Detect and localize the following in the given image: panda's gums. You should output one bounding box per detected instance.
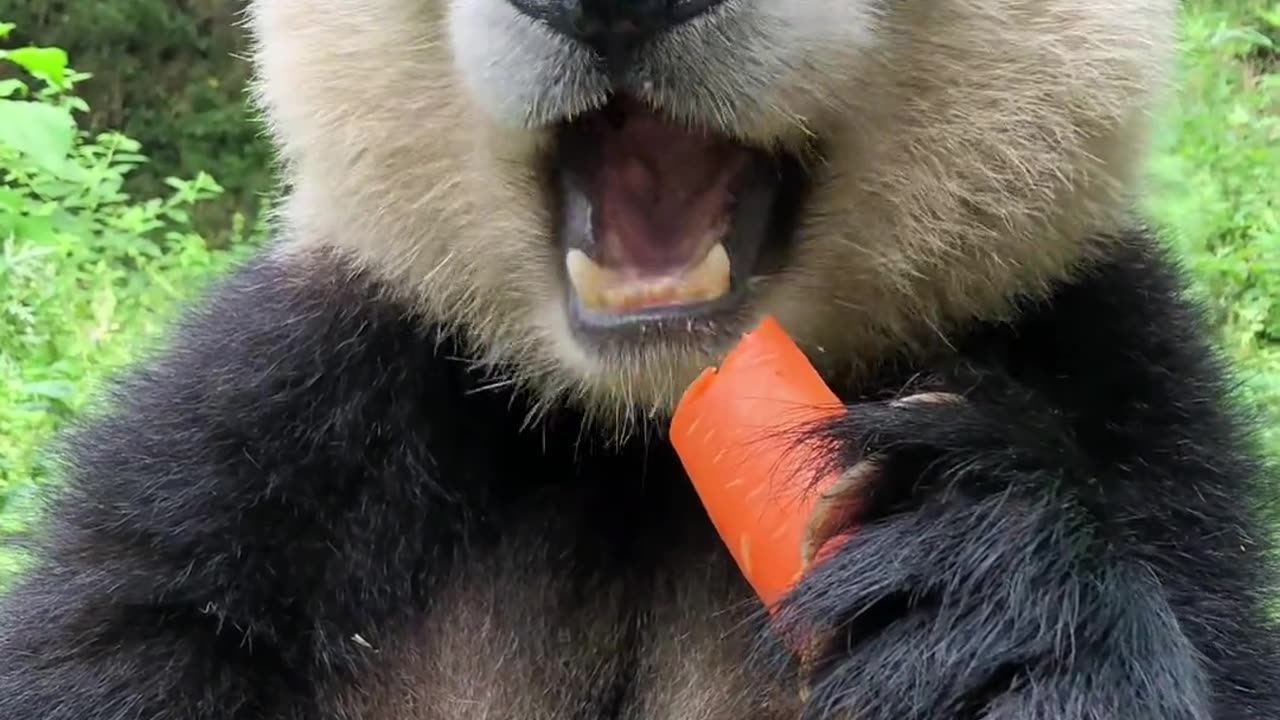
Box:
[552,95,806,331]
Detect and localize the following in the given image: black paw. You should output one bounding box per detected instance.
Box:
[799,381,1084,521]
[767,390,1210,719]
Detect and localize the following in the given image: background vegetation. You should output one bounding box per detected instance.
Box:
[0,0,1277,584]
[0,0,270,241]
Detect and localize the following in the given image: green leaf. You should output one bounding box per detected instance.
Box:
[0,22,14,39]
[0,79,26,98]
[4,47,69,88]
[0,186,23,212]
[0,100,76,172]
[19,380,77,402]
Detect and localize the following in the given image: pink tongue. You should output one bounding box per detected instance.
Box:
[593,106,745,275]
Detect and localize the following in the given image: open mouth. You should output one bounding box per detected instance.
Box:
[550,95,808,334]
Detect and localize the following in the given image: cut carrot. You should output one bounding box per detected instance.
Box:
[670,316,852,611]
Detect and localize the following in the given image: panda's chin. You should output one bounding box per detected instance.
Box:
[548,94,808,343]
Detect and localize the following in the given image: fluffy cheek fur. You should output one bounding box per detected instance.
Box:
[246,0,1175,428]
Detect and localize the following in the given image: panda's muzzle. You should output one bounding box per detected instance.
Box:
[551,94,806,330]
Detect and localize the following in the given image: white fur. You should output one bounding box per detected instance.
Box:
[244,0,1178,439]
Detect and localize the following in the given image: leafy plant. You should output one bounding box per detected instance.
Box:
[1147,0,1280,460]
[0,22,261,581]
[0,2,275,242]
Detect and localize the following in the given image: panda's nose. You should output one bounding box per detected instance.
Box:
[510,0,724,55]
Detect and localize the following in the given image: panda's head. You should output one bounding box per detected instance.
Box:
[247,0,1174,432]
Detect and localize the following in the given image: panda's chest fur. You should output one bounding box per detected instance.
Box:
[344,475,804,719]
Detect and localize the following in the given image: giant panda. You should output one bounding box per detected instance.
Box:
[1,0,1279,717]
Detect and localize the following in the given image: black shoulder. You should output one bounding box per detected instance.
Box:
[774,229,1280,718]
[0,246,515,681]
[965,230,1269,474]
[948,229,1278,576]
[964,230,1280,707]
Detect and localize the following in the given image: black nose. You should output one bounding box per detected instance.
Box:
[510,0,723,55]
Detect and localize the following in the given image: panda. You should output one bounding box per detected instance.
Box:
[2,0,1279,717]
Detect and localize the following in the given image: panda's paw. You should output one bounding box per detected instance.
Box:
[769,387,1210,719]
[782,512,1210,719]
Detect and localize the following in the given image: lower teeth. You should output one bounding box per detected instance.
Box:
[565,243,732,314]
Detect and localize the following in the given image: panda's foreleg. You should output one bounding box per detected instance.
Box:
[774,380,1214,720]
[0,256,487,719]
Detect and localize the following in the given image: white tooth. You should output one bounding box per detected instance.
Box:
[604,285,629,311]
[565,249,609,310]
[568,244,732,315]
[688,242,731,302]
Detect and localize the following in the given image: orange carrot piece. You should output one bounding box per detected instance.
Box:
[670,316,851,611]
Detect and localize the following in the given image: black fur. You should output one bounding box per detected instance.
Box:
[1,230,1278,719]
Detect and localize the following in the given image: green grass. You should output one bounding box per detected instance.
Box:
[0,1,1277,586]
[1146,0,1280,457]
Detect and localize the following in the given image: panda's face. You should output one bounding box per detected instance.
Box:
[450,0,867,323]
[249,0,1174,430]
[444,0,880,401]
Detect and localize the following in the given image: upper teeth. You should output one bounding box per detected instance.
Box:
[565,243,731,314]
